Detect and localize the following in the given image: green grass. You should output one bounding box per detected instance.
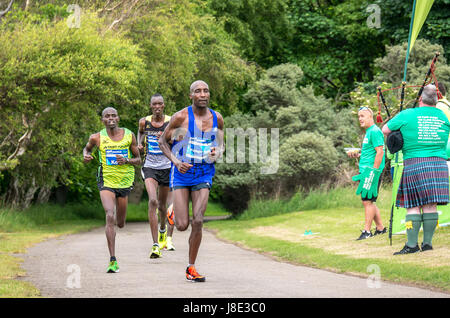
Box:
[238,186,393,220]
[206,187,450,292]
[0,203,104,298]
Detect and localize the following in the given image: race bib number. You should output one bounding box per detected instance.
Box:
[186,140,212,162]
[105,149,128,165]
[147,135,163,155]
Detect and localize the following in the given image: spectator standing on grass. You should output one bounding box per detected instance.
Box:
[382,84,450,255]
[348,106,387,241]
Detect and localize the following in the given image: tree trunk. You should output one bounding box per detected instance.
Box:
[0,0,14,18]
[23,178,38,209]
[37,186,52,204]
[4,176,38,209]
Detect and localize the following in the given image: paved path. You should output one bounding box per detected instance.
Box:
[19,222,449,298]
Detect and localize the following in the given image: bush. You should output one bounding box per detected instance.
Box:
[214,63,357,215]
[278,132,339,188]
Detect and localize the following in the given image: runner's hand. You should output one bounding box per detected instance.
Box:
[176,161,193,174]
[208,147,220,163]
[116,155,128,165]
[83,154,94,163]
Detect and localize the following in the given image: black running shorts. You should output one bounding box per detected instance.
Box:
[141,167,171,187]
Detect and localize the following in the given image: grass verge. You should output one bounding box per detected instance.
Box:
[206,187,450,292]
[0,203,104,297]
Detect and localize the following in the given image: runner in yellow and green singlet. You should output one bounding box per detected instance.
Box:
[83,107,141,273]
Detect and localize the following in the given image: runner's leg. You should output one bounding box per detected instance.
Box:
[145,178,160,243]
[167,190,175,237]
[100,190,117,257]
[173,188,190,231]
[158,186,170,231]
[115,194,128,228]
[189,188,210,265]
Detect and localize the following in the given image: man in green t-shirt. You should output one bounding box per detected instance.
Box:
[348,107,386,240]
[382,84,450,255]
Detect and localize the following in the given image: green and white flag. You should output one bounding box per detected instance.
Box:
[408,0,435,53]
[403,0,435,81]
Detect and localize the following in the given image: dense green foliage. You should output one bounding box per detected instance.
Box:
[0,10,147,208]
[210,0,450,101]
[1,0,449,214]
[351,39,450,118]
[0,1,255,208]
[214,63,357,214]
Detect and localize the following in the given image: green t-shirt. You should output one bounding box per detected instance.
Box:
[387,107,450,160]
[359,124,385,173]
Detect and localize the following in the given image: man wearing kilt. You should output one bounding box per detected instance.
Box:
[382,84,450,255]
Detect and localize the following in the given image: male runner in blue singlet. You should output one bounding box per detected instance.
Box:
[159,80,224,282]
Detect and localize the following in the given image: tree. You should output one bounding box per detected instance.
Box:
[214,63,357,214]
[287,0,388,103]
[208,0,293,67]
[125,0,256,117]
[376,0,450,58]
[0,10,147,208]
[351,39,450,119]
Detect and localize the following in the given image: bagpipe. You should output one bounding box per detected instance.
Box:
[374,52,444,245]
[375,52,442,124]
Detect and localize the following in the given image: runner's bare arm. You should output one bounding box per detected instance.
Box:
[159,111,193,173]
[137,117,146,153]
[209,112,225,162]
[83,133,100,163]
[116,133,142,166]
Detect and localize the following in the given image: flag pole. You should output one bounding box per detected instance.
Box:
[403,0,417,83]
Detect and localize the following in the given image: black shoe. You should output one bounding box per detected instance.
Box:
[373,227,387,236]
[356,230,373,240]
[393,244,420,255]
[421,243,433,252]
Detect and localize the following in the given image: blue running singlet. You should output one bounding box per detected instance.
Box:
[170,106,218,188]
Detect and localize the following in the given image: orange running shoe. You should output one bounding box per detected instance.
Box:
[167,203,174,226]
[186,265,206,282]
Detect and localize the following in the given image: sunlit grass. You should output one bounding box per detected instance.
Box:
[207,187,450,291]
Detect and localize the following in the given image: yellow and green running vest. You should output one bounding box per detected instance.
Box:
[98,128,135,188]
